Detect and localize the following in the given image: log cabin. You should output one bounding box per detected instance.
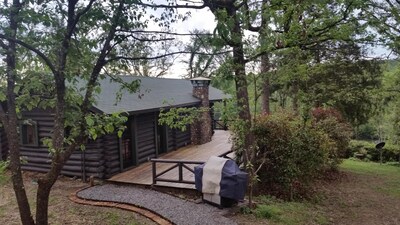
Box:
[0,76,227,179]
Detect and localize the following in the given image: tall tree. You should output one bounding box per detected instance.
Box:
[123,32,180,77]
[182,29,228,78]
[243,0,367,114]
[305,44,382,126]
[120,0,369,205]
[0,0,187,224]
[365,0,400,144]
[366,0,400,55]
[0,0,34,224]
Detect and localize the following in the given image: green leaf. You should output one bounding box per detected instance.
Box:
[0,93,6,102]
[85,117,95,126]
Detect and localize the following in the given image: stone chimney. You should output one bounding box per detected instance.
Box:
[190,77,212,145]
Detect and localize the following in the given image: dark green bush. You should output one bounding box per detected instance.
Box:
[253,112,333,199]
[252,108,353,199]
[348,140,400,162]
[357,124,379,140]
[311,107,353,168]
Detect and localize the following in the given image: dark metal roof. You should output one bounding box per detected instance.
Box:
[90,76,228,114]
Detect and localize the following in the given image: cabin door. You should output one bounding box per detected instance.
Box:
[121,118,135,169]
[136,113,157,163]
[157,125,168,154]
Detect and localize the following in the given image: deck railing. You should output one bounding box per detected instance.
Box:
[150,150,233,186]
[212,119,229,130]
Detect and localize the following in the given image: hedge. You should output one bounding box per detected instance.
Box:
[348,140,400,162]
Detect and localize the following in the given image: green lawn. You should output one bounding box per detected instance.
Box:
[249,196,328,225]
[341,159,400,198]
[0,171,155,225]
[239,159,400,225]
[0,161,9,186]
[341,159,400,177]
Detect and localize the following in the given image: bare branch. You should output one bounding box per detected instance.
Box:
[106,50,231,64]
[312,2,353,36]
[129,35,175,42]
[0,39,7,49]
[0,34,57,74]
[116,29,213,36]
[243,0,261,32]
[136,1,206,9]
[75,0,96,21]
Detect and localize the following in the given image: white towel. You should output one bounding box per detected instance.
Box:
[202,156,228,194]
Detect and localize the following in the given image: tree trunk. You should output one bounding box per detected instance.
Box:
[260,54,270,114]
[3,1,35,224]
[292,82,299,113]
[35,1,125,223]
[6,111,35,225]
[35,182,51,225]
[34,74,67,225]
[259,0,270,115]
[230,7,254,155]
[35,150,73,225]
[206,1,256,207]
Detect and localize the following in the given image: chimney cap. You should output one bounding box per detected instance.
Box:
[190,77,211,87]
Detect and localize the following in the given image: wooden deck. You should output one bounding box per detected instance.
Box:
[108,130,232,189]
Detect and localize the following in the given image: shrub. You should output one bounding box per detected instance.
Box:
[253,112,334,199]
[357,124,379,140]
[311,107,353,168]
[311,107,344,123]
[348,140,400,162]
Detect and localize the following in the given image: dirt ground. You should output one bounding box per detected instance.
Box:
[319,171,400,225]
[0,171,157,225]
[2,162,400,225]
[232,163,400,225]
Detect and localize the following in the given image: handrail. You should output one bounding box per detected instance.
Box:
[212,119,230,130]
[151,159,204,185]
[150,150,234,186]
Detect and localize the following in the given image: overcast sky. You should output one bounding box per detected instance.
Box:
[166,8,217,78]
[146,3,391,79]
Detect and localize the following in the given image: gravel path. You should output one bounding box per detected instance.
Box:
[77,184,237,225]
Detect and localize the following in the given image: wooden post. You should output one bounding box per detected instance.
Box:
[178,162,183,182]
[152,161,156,185]
[89,176,95,187]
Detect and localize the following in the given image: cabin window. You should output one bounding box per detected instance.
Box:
[20,121,38,146]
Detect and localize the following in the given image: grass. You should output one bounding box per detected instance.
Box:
[341,159,400,176]
[239,159,400,225]
[0,204,4,219]
[0,161,9,186]
[248,195,329,225]
[0,171,156,225]
[104,211,120,225]
[341,159,400,198]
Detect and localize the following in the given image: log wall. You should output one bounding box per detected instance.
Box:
[18,110,121,179]
[102,134,121,178]
[1,107,197,178]
[167,125,191,152]
[136,113,157,164]
[19,111,57,174]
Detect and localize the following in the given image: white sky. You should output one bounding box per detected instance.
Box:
[166,8,217,78]
[145,3,392,79]
[142,0,217,78]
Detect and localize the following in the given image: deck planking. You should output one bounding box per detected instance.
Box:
[108,130,232,189]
